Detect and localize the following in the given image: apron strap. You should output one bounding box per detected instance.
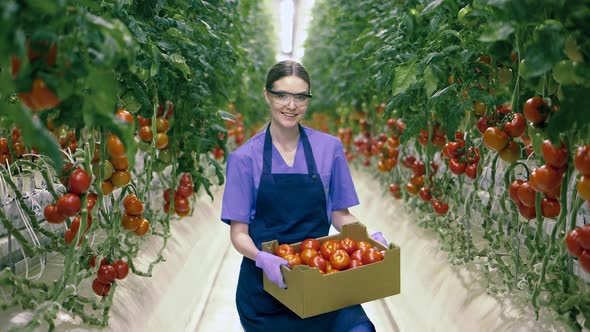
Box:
[262,123,318,178]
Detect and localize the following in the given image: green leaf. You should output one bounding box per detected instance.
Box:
[480,22,514,42]
[547,86,590,141]
[168,53,191,78]
[424,66,438,97]
[392,62,417,96]
[523,21,565,78]
[128,18,148,44]
[421,0,444,15]
[444,104,464,140]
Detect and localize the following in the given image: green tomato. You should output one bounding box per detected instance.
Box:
[518,59,527,79]
[497,67,513,85]
[152,160,168,172]
[564,36,584,63]
[552,60,580,85]
[92,160,114,180]
[138,141,152,152]
[158,148,173,164]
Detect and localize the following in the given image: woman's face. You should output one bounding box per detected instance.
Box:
[264,75,310,130]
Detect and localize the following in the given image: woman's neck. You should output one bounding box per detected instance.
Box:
[269,122,300,148]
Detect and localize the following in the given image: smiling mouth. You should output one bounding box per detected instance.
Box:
[281,112,298,118]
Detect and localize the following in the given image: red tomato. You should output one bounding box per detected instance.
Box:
[68,168,91,195]
[432,199,449,215]
[122,214,141,231]
[106,134,125,158]
[447,141,465,158]
[87,192,98,211]
[276,244,295,258]
[499,141,521,164]
[509,179,524,204]
[541,140,569,169]
[176,184,194,198]
[300,238,321,251]
[155,117,170,133]
[351,249,364,262]
[410,175,425,188]
[362,248,384,264]
[110,155,129,171]
[574,145,590,175]
[123,194,144,216]
[57,193,82,217]
[503,113,526,138]
[483,127,509,151]
[111,170,131,188]
[577,225,590,250]
[320,240,341,259]
[112,260,129,279]
[90,256,109,268]
[44,204,67,224]
[174,197,190,214]
[523,96,549,124]
[477,116,491,134]
[138,125,153,142]
[349,259,364,268]
[339,237,358,255]
[116,109,134,125]
[284,253,302,267]
[101,180,114,195]
[136,114,151,126]
[418,187,432,201]
[97,265,117,284]
[402,155,416,168]
[565,228,584,257]
[517,182,536,208]
[449,158,466,175]
[92,278,111,296]
[454,130,465,142]
[533,165,562,193]
[308,255,327,272]
[300,248,320,265]
[579,250,590,274]
[465,164,478,179]
[541,198,560,218]
[412,161,426,176]
[467,147,480,165]
[517,202,536,219]
[577,176,590,200]
[329,249,351,270]
[133,219,150,236]
[356,242,372,253]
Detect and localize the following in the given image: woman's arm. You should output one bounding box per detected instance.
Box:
[230,221,260,261]
[331,208,360,232]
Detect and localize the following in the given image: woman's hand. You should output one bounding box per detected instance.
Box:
[255,251,289,289]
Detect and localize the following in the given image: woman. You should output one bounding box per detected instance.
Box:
[221,60,385,332]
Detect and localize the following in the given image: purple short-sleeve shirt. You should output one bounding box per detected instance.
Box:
[220,126,359,225]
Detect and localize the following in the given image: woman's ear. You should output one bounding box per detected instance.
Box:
[263,88,271,105]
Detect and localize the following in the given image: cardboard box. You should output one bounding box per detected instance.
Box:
[261,222,400,318]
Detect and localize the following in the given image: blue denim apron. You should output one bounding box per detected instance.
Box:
[235,124,374,332]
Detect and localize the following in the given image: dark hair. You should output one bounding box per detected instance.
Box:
[265,60,311,93]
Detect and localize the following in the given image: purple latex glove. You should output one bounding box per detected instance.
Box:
[370,232,388,247]
[255,251,289,289]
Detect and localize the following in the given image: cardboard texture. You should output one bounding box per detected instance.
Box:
[261,222,401,319]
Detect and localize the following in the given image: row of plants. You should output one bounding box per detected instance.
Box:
[0,0,274,330]
[305,0,590,330]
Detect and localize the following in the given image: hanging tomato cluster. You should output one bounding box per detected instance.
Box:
[337,127,354,161]
[478,104,526,164]
[418,122,446,147]
[225,111,246,146]
[0,128,33,165]
[574,146,590,206]
[121,194,149,236]
[91,257,129,297]
[441,130,481,179]
[163,173,194,217]
[11,38,61,112]
[374,118,403,173]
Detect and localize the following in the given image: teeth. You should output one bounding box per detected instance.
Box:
[282,112,297,118]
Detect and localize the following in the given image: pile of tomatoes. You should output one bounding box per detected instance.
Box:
[274,237,385,274]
